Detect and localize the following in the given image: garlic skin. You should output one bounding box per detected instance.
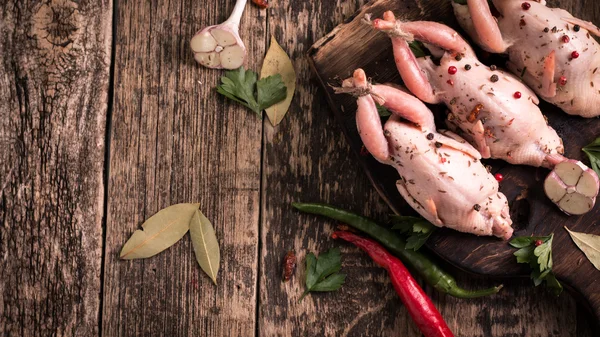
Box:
[190,0,247,69]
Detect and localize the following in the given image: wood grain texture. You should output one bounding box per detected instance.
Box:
[101,0,265,336]
[307,0,596,335]
[258,2,409,335]
[0,0,111,336]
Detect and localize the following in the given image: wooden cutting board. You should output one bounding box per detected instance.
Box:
[307,0,600,321]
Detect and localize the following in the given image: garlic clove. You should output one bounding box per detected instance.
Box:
[544,171,567,202]
[558,193,595,215]
[220,44,246,69]
[577,169,600,197]
[190,31,218,53]
[194,52,220,68]
[553,160,582,185]
[211,28,238,46]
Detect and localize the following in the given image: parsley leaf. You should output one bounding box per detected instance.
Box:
[300,248,346,300]
[409,41,428,58]
[217,67,260,112]
[216,67,287,116]
[582,137,600,177]
[509,234,562,296]
[376,103,391,117]
[390,215,436,251]
[257,74,287,111]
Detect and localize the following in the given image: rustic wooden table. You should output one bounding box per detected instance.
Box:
[0,0,597,336]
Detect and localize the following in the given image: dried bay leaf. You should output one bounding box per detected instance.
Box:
[190,209,220,284]
[120,203,199,259]
[260,35,296,126]
[565,227,600,271]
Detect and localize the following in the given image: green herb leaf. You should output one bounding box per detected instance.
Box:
[376,103,391,117]
[582,137,600,177]
[301,248,345,300]
[408,41,428,58]
[310,273,346,292]
[405,232,433,251]
[257,74,287,111]
[390,215,424,233]
[390,215,436,251]
[305,253,318,289]
[545,273,563,296]
[509,237,534,248]
[314,247,343,279]
[217,66,287,117]
[217,67,260,113]
[513,245,534,264]
[534,236,553,271]
[510,234,562,295]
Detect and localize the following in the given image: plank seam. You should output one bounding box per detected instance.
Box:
[255,8,270,337]
[99,0,118,335]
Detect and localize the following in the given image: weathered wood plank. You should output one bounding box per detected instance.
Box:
[101,0,266,336]
[260,0,595,335]
[258,1,418,336]
[0,0,111,336]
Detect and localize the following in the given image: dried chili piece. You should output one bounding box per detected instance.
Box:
[467,104,484,123]
[252,0,268,8]
[282,250,296,282]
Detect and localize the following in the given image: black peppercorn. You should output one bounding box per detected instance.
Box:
[427,133,434,140]
[490,74,499,82]
[435,142,442,148]
[490,65,497,71]
[473,204,481,211]
[574,24,581,32]
[455,54,463,61]
[464,64,472,70]
[543,27,549,33]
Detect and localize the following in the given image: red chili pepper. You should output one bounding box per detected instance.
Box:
[332,231,454,337]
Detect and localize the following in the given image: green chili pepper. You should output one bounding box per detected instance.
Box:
[292,202,503,299]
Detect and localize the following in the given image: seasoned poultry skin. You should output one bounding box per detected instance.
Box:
[371,12,565,168]
[341,69,513,239]
[453,0,600,117]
